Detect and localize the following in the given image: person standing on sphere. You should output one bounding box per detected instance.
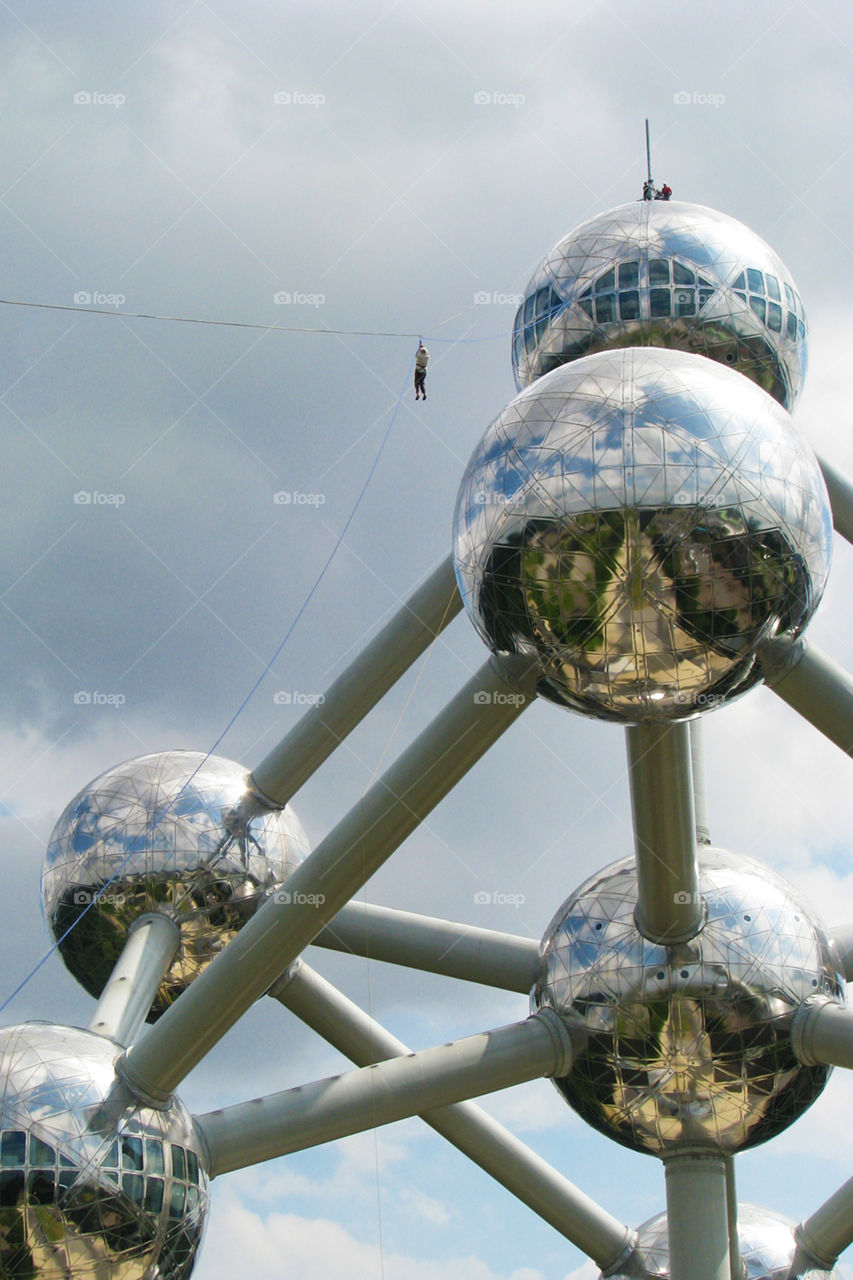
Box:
[642,179,655,201]
[414,341,429,399]
[656,183,672,200]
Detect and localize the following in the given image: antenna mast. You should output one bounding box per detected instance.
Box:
[645,118,653,185]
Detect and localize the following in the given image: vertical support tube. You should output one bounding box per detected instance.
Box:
[689,719,711,846]
[120,657,535,1102]
[665,1151,731,1280]
[724,1156,742,1280]
[626,722,702,943]
[88,914,180,1047]
[250,556,460,808]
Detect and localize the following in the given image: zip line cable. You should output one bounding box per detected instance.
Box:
[0,354,417,1016]
[0,295,518,344]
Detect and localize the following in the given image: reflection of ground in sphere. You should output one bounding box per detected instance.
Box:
[41,751,309,1018]
[512,201,808,409]
[605,1203,845,1280]
[0,1023,207,1279]
[453,348,832,723]
[532,850,844,1156]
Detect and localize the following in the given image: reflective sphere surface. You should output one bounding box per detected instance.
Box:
[454,348,832,723]
[513,200,808,408]
[42,751,309,1018]
[532,850,843,1156]
[604,1204,845,1280]
[0,1023,207,1279]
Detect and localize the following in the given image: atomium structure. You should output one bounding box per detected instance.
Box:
[4,194,853,1280]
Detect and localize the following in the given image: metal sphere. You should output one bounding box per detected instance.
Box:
[0,1022,207,1279]
[605,1203,845,1280]
[42,751,309,1018]
[453,348,832,723]
[512,200,808,409]
[532,849,844,1157]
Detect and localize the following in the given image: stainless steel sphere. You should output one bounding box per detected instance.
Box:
[0,1022,207,1279]
[42,751,309,1018]
[531,850,844,1156]
[512,200,808,409]
[453,348,832,723]
[605,1204,845,1280]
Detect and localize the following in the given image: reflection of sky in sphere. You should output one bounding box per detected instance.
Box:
[512,201,808,409]
[532,850,843,1158]
[603,1204,845,1280]
[41,751,309,1016]
[454,348,832,724]
[0,1023,207,1279]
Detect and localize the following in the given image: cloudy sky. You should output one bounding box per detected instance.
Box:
[2,2,853,1277]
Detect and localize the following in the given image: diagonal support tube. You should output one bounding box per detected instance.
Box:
[817,453,853,546]
[249,556,460,809]
[194,1008,574,1176]
[761,637,853,756]
[313,900,540,992]
[119,656,535,1103]
[268,961,635,1271]
[88,914,180,1047]
[626,722,702,943]
[795,1173,853,1269]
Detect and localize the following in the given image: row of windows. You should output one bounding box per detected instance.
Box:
[0,1167,201,1217]
[732,268,804,317]
[0,1130,200,1186]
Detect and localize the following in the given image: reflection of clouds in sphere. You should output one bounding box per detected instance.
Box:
[0,1023,207,1279]
[531,850,844,1157]
[42,751,309,1018]
[453,348,832,723]
[512,201,808,409]
[604,1204,845,1280]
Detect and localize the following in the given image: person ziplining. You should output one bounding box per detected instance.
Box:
[414,340,429,400]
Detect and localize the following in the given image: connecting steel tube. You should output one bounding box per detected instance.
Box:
[119,656,535,1103]
[88,914,180,1047]
[313,900,540,993]
[250,555,461,809]
[195,1010,574,1176]
[270,962,635,1271]
[626,722,703,943]
[761,637,853,757]
[664,1151,732,1280]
